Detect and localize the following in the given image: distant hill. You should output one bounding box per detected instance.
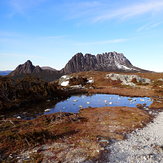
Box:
[41,66,57,71]
[0,70,12,76]
[9,52,150,82]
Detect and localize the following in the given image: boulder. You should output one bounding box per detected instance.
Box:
[106,73,151,86]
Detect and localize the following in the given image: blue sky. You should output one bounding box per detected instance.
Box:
[0,0,163,72]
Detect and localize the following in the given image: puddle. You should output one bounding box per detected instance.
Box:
[44,94,152,114]
[5,94,152,120]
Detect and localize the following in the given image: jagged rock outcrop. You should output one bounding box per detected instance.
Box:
[61,52,146,74]
[9,60,61,82]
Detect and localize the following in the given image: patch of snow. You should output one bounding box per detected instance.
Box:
[87,77,94,83]
[61,81,69,86]
[87,79,94,83]
[115,61,131,70]
[44,109,51,112]
[61,75,69,79]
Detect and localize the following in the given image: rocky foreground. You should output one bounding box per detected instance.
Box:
[1,71,163,162]
[108,111,163,163]
[0,107,151,162]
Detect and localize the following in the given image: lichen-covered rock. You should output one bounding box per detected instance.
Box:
[106,73,151,86]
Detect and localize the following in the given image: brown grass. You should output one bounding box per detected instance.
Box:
[0,106,151,162]
[70,71,163,87]
[89,87,155,97]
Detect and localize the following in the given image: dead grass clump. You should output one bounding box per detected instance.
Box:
[0,113,81,158]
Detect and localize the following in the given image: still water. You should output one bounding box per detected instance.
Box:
[10,94,152,119]
[44,94,152,115]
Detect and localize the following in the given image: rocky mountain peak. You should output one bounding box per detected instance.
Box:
[9,51,149,82]
[10,60,35,76]
[62,52,135,74]
[9,60,61,82]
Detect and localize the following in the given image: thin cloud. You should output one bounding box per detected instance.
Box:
[43,35,68,39]
[8,0,46,15]
[93,0,163,22]
[0,53,46,59]
[64,1,103,20]
[75,39,128,46]
[137,22,162,32]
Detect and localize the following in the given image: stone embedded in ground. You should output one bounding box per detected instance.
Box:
[106,73,151,86]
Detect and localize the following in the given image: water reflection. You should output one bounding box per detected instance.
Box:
[7,94,152,120]
[44,94,152,115]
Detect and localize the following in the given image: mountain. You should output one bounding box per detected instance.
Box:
[9,60,61,82]
[0,70,12,76]
[41,66,57,71]
[9,52,149,82]
[61,52,147,74]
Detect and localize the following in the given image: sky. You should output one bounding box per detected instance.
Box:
[0,0,163,72]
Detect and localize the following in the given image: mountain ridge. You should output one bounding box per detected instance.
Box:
[8,52,150,81]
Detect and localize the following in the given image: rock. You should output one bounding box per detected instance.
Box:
[106,73,151,86]
[8,52,150,82]
[61,52,148,74]
[9,60,61,82]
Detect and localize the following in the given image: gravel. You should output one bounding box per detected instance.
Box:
[107,111,163,163]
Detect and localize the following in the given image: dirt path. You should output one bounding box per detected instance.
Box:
[107,111,163,163]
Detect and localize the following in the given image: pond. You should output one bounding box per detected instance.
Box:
[44,94,152,114]
[9,94,153,120]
